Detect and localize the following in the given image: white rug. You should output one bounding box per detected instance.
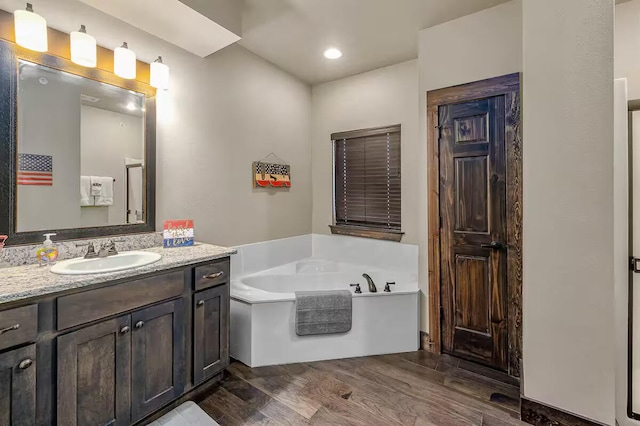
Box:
[148,401,219,426]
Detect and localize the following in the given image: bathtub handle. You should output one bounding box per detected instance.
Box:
[350,283,362,294]
[203,271,224,280]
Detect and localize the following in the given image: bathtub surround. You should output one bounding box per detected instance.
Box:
[231,234,418,280]
[229,234,419,367]
[0,232,164,268]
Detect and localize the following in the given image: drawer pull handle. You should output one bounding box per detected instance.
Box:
[120,326,130,334]
[18,359,33,370]
[203,271,224,280]
[0,324,19,335]
[197,300,205,307]
[135,321,144,329]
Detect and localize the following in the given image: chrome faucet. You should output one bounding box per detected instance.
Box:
[362,273,377,293]
[84,242,98,259]
[98,240,119,257]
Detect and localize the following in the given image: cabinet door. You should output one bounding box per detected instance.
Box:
[193,284,229,385]
[0,344,36,426]
[131,299,185,422]
[57,316,131,426]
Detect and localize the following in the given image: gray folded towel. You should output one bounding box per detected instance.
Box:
[295,290,352,336]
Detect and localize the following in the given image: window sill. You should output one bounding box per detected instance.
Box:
[329,225,404,242]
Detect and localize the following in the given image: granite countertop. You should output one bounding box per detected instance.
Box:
[0,243,236,305]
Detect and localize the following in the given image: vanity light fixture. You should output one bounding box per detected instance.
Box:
[150,56,169,90]
[70,25,96,68]
[114,42,136,79]
[323,47,342,59]
[14,3,48,52]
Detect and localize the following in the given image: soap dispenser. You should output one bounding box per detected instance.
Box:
[36,233,58,266]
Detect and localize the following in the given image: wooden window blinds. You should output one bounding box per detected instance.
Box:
[332,125,401,231]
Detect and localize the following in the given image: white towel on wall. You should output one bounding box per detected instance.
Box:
[90,176,103,196]
[80,176,93,206]
[94,177,114,206]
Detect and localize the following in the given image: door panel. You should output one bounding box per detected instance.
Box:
[440,96,508,371]
[455,156,489,233]
[194,284,230,385]
[131,299,185,422]
[455,254,490,334]
[0,344,36,426]
[57,316,131,426]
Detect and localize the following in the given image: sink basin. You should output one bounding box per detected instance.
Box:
[50,251,162,275]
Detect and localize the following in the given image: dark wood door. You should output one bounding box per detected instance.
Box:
[193,284,229,385]
[0,344,36,426]
[439,96,508,370]
[57,315,131,426]
[131,299,185,422]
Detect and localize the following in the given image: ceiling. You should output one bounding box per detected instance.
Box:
[77,0,240,58]
[238,0,511,84]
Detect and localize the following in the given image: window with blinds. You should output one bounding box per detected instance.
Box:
[332,125,401,232]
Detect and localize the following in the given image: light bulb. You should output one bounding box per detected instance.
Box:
[70,25,96,68]
[150,56,169,90]
[114,42,136,79]
[14,3,47,52]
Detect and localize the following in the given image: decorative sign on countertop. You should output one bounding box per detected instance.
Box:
[163,220,194,248]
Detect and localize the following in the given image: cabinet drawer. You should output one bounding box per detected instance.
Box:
[0,305,37,352]
[194,260,230,291]
[57,270,184,330]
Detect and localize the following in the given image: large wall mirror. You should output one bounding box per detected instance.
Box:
[0,39,156,245]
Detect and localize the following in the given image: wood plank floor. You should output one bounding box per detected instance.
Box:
[197,351,526,426]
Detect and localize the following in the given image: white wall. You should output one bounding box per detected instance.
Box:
[1,0,313,248]
[310,59,419,244]
[155,44,312,246]
[80,105,143,227]
[522,0,615,423]
[416,0,522,332]
[310,59,420,326]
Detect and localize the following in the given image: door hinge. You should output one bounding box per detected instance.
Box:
[631,257,640,273]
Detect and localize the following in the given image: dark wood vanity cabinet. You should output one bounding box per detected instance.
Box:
[0,257,230,426]
[193,284,230,385]
[57,315,132,426]
[131,300,185,422]
[0,344,37,426]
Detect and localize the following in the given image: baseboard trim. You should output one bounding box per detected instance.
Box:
[520,397,605,426]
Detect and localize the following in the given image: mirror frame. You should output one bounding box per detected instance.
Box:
[0,37,157,246]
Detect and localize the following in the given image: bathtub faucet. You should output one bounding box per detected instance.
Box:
[362,274,377,293]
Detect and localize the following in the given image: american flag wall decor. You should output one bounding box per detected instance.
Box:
[17,154,53,186]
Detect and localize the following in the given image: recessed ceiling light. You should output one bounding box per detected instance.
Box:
[126,102,136,111]
[324,48,342,59]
